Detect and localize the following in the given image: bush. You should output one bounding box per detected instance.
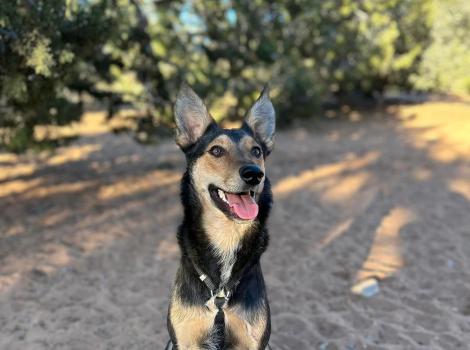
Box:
[160,0,434,124]
[412,0,470,94]
[4,0,464,151]
[0,0,174,151]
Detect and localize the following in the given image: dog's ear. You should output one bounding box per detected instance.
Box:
[245,86,276,154]
[174,84,215,149]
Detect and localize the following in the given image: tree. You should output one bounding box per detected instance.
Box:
[0,0,175,151]
[0,0,446,152]
[169,0,434,117]
[412,0,470,94]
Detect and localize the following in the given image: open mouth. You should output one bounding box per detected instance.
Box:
[209,184,259,220]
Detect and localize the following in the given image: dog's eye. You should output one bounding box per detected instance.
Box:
[209,145,225,158]
[251,146,262,158]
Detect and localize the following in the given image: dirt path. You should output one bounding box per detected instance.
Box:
[1,101,469,349]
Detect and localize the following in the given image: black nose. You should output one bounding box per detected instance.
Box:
[239,165,264,186]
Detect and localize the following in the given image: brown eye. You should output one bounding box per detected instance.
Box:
[251,146,262,158]
[209,145,225,158]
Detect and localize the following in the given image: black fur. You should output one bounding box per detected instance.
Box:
[167,123,273,350]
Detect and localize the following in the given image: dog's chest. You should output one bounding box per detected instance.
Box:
[219,249,237,284]
[169,300,267,349]
[203,215,251,284]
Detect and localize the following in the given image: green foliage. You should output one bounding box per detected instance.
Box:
[168,0,434,121]
[412,0,470,94]
[0,0,175,151]
[0,0,108,151]
[1,0,467,151]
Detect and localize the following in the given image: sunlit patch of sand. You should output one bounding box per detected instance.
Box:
[312,187,378,251]
[0,273,21,293]
[321,172,370,203]
[0,109,185,293]
[74,229,127,253]
[0,144,99,197]
[0,161,182,292]
[0,244,72,293]
[0,201,181,292]
[47,144,101,166]
[0,154,41,197]
[2,224,25,238]
[273,151,379,197]
[156,238,179,260]
[412,167,432,181]
[98,170,180,200]
[448,178,470,201]
[0,153,17,163]
[0,163,37,182]
[39,243,72,267]
[40,210,72,227]
[34,110,138,140]
[399,102,470,163]
[315,218,354,251]
[355,207,416,281]
[0,178,43,198]
[23,181,95,199]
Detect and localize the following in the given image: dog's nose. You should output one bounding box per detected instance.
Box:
[239,165,264,186]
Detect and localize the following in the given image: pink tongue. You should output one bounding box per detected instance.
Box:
[225,193,259,220]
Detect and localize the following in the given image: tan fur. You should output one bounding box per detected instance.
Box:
[203,212,251,255]
[202,212,249,283]
[192,135,265,196]
[225,307,268,350]
[170,291,268,350]
[169,293,216,349]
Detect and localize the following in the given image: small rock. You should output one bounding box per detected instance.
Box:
[447,259,455,269]
[319,342,339,350]
[351,278,380,297]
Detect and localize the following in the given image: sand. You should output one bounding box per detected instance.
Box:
[0,101,469,349]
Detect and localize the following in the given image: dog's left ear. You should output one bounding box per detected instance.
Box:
[174,83,215,149]
[245,86,276,155]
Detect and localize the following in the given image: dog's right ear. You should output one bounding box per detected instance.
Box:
[174,84,215,149]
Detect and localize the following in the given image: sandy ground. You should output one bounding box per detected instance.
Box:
[1,101,470,350]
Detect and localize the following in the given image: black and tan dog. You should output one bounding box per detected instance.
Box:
[166,84,275,350]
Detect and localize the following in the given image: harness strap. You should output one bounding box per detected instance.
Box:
[193,263,217,293]
[192,262,231,349]
[213,296,226,348]
[192,262,239,305]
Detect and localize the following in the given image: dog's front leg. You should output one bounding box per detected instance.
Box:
[225,307,270,350]
[169,297,218,349]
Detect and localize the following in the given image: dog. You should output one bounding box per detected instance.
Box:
[166,84,276,350]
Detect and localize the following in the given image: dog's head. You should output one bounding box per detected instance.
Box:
[174,84,275,222]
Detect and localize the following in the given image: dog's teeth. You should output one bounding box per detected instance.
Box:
[218,189,228,203]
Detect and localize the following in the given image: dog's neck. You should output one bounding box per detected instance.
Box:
[201,202,254,284]
[202,206,252,253]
